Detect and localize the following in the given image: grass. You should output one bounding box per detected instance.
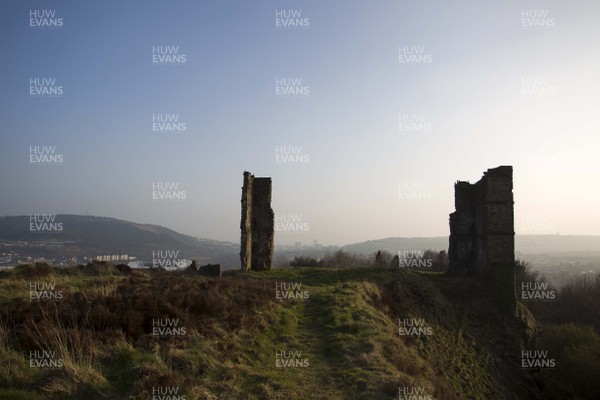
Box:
[0,264,542,399]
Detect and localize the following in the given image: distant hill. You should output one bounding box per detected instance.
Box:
[0,215,239,266]
[342,235,600,255]
[342,237,448,254]
[515,235,600,254]
[3,214,599,268]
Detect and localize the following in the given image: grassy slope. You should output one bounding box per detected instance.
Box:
[0,265,539,399]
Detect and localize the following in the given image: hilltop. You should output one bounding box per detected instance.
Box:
[0,264,544,400]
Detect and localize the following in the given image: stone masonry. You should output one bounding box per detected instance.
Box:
[240,171,274,271]
[448,166,516,314]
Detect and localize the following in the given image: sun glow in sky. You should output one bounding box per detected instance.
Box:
[1,0,599,245]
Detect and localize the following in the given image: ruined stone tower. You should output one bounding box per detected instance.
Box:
[240,171,274,271]
[449,166,516,314]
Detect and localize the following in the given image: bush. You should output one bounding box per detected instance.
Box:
[290,257,322,268]
[554,274,600,331]
[2,271,274,345]
[321,250,370,269]
[515,260,557,322]
[522,265,600,333]
[373,250,392,268]
[422,250,448,272]
[534,324,600,399]
[13,263,53,279]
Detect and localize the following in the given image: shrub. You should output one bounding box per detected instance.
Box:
[289,256,322,268]
[14,263,53,279]
[534,324,600,399]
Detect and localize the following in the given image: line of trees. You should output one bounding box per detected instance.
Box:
[517,259,600,333]
[288,249,449,272]
[517,260,600,399]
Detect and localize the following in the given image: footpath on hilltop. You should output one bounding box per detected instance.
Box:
[0,264,539,400]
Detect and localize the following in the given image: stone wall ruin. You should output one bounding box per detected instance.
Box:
[240,171,274,271]
[448,166,517,314]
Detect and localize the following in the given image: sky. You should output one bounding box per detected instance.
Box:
[1,1,599,246]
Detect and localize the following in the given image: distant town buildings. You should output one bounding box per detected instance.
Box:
[93,254,131,262]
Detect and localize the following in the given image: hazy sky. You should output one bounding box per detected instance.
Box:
[1,1,599,245]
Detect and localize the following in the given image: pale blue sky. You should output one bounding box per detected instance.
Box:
[1,1,599,245]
